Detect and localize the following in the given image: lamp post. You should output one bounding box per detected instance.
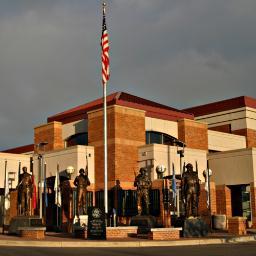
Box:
[203,164,212,227]
[177,144,184,217]
[36,141,48,219]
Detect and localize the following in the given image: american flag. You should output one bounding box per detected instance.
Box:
[101,3,110,85]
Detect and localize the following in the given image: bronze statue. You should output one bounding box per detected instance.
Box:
[181,163,200,218]
[17,166,33,216]
[74,168,90,216]
[134,168,152,215]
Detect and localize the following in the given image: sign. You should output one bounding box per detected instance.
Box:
[87,207,106,240]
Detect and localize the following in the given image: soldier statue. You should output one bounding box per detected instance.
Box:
[74,168,90,216]
[17,166,33,216]
[181,163,200,218]
[134,168,152,215]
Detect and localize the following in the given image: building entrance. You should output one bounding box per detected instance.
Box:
[229,184,251,221]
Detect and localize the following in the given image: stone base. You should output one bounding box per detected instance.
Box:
[213,214,227,230]
[73,215,89,239]
[148,228,181,240]
[73,226,87,239]
[130,215,156,234]
[106,226,138,239]
[18,227,46,240]
[183,217,209,237]
[9,216,43,235]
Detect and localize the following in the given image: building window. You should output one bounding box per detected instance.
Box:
[66,132,88,147]
[146,131,178,146]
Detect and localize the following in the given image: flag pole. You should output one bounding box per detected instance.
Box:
[2,160,7,234]
[102,1,108,223]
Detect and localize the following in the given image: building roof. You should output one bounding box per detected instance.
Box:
[47,91,194,123]
[183,96,256,117]
[2,144,34,154]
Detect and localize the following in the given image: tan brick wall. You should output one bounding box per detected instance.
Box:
[178,119,208,150]
[148,229,180,240]
[88,105,145,190]
[227,217,247,235]
[232,128,256,148]
[216,185,232,217]
[34,121,64,153]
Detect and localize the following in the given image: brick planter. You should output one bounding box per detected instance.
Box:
[106,226,138,239]
[228,217,247,235]
[18,227,46,240]
[148,228,181,240]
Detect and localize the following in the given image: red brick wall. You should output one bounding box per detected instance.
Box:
[250,182,256,228]
[228,217,247,235]
[178,119,208,150]
[198,182,216,216]
[148,229,180,240]
[34,121,64,153]
[106,227,138,239]
[209,124,231,133]
[9,190,18,221]
[20,229,45,239]
[88,105,145,190]
[216,185,232,217]
[232,128,256,148]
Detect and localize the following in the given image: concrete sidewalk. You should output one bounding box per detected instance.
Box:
[0,232,256,248]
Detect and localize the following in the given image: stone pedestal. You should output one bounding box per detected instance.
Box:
[130,215,156,234]
[183,217,209,237]
[9,216,43,235]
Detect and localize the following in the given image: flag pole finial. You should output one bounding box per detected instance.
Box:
[103,2,106,13]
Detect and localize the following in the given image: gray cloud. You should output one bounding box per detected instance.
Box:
[0,0,256,150]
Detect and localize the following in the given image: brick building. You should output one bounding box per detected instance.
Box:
[1,92,256,228]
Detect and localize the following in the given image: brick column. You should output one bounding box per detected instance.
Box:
[250,182,256,228]
[152,179,171,228]
[228,217,247,235]
[198,182,216,216]
[34,121,64,153]
[178,119,208,150]
[216,185,232,217]
[9,190,18,220]
[88,105,145,190]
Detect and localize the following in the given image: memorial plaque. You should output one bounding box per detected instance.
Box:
[87,207,106,240]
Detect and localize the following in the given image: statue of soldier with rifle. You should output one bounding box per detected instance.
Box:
[17,166,33,216]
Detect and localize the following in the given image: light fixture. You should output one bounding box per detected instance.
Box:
[66,166,75,179]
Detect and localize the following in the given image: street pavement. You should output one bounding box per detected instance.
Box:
[1,242,256,256]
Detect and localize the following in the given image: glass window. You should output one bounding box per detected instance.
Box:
[146,131,178,146]
[66,132,88,147]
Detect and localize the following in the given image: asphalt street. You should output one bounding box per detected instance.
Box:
[1,242,256,256]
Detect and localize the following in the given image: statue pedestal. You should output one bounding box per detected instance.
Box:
[130,215,156,234]
[9,216,43,235]
[183,217,209,237]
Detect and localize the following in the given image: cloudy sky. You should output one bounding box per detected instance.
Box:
[0,0,256,150]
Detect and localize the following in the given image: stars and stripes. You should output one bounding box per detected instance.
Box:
[101,3,110,85]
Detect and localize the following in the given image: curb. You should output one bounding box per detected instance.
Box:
[0,235,256,248]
